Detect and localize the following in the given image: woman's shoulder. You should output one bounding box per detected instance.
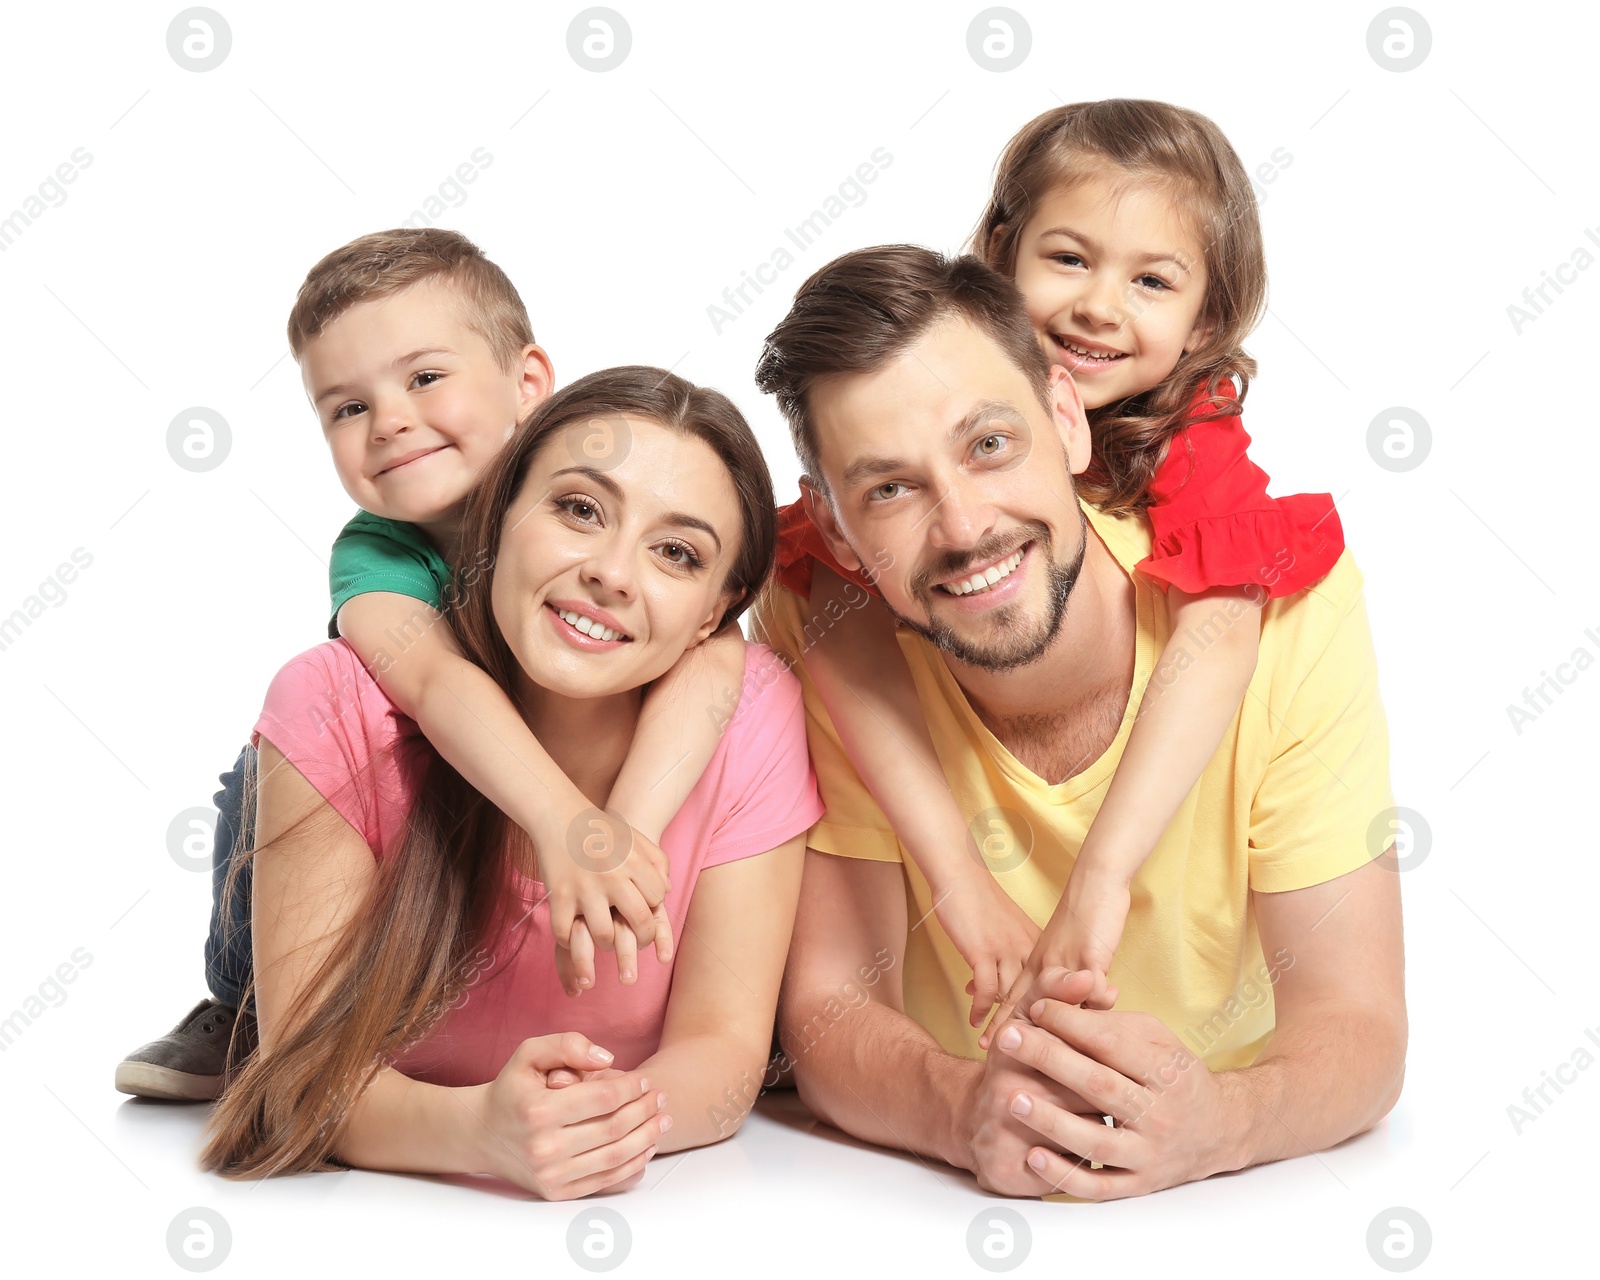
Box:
[726,641,804,733]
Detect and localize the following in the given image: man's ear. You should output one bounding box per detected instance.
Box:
[515,343,556,418]
[800,477,864,573]
[1046,366,1093,476]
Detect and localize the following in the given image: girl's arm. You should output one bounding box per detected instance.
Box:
[337,592,670,964]
[608,621,747,845]
[249,738,664,1198]
[980,583,1263,1044]
[803,563,1039,1028]
[633,833,807,1153]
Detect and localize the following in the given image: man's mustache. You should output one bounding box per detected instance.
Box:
[909,523,1048,596]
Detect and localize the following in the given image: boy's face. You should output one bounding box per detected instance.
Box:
[300,277,550,526]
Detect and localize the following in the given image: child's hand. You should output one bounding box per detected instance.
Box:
[536,810,676,990]
[977,867,1130,1050]
[934,870,1042,1031]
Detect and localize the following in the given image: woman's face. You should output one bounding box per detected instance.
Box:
[491,415,743,701]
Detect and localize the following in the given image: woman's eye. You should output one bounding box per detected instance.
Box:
[658,541,704,569]
[557,496,601,522]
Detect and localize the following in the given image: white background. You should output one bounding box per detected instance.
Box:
[2,0,1596,1274]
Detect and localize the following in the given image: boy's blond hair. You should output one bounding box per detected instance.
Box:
[287,228,534,372]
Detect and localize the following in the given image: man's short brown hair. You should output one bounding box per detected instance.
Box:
[286,228,533,371]
[753,245,1051,489]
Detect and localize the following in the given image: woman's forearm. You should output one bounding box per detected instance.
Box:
[638,1033,772,1154]
[333,1065,487,1177]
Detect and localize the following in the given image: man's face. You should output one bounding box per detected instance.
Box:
[804,316,1094,673]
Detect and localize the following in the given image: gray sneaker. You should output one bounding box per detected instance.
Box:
[115,999,255,1101]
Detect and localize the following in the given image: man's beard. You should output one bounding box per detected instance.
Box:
[883,505,1088,674]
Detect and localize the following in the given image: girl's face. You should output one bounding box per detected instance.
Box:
[1008,171,1212,411]
[490,415,742,704]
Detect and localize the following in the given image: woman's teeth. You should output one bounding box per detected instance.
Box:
[940,549,1025,597]
[556,608,627,642]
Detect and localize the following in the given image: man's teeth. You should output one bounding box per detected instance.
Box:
[556,608,626,642]
[940,549,1025,597]
[1061,339,1125,361]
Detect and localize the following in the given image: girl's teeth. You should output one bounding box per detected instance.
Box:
[558,608,622,642]
[942,550,1024,597]
[1063,340,1123,361]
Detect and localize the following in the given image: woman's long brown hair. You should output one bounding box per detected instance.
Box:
[970,99,1269,516]
[201,366,776,1177]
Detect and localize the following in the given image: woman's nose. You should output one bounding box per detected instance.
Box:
[580,536,636,599]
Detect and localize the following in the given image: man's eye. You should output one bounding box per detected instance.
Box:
[872,482,903,501]
[977,434,1004,455]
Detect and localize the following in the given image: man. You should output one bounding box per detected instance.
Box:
[749,245,1406,1200]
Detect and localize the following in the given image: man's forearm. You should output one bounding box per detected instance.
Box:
[781,991,980,1171]
[1218,1000,1407,1173]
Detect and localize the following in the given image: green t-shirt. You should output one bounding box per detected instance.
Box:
[326,511,454,639]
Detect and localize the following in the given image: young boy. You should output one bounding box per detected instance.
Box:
[116,229,745,1100]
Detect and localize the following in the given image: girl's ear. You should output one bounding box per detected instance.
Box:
[1182,313,1217,356]
[986,224,1008,265]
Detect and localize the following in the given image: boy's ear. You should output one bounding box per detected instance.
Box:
[1047,366,1093,476]
[515,343,556,418]
[800,477,863,573]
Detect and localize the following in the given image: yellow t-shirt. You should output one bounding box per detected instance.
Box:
[750,498,1394,1071]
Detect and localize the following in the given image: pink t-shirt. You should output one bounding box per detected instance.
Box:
[251,638,823,1087]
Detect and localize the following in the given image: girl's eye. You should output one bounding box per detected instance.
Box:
[1137,274,1170,291]
[658,540,705,570]
[1051,252,1085,268]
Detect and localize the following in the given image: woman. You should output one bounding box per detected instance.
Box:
[202,368,822,1200]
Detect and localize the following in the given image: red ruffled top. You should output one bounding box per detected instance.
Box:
[1136,379,1343,599]
[771,378,1344,601]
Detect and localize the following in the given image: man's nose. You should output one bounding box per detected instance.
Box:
[925,475,999,558]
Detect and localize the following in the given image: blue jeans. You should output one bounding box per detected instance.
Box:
[203,744,256,1010]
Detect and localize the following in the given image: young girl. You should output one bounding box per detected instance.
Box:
[772,99,1343,1042]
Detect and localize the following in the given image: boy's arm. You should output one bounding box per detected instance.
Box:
[337,592,668,952]
[607,622,746,845]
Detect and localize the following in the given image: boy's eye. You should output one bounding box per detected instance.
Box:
[412,370,443,388]
[331,401,367,422]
